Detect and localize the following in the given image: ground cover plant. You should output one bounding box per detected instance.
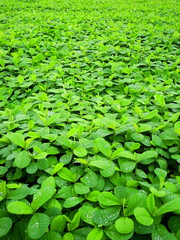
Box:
[0,0,180,239]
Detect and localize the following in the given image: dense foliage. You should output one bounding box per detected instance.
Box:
[0,0,180,239]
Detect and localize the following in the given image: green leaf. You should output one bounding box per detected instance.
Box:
[143,110,158,120]
[31,177,56,211]
[33,152,48,159]
[56,136,72,149]
[79,205,95,226]
[27,213,50,239]
[117,151,135,160]
[0,166,8,175]
[168,216,180,234]
[147,193,156,215]
[89,156,113,169]
[95,138,112,157]
[0,217,12,237]
[154,94,165,108]
[7,201,34,214]
[7,186,30,200]
[131,133,144,141]
[58,167,76,182]
[8,132,25,148]
[74,182,90,194]
[81,169,98,188]
[152,224,176,240]
[105,224,134,240]
[50,215,66,233]
[92,206,120,226]
[51,163,64,175]
[86,191,100,202]
[63,197,84,208]
[14,150,31,168]
[74,147,87,157]
[98,192,120,206]
[62,232,74,240]
[156,198,180,216]
[174,121,180,135]
[134,207,154,226]
[55,185,73,199]
[68,212,81,231]
[119,161,136,173]
[47,113,61,125]
[40,232,62,240]
[87,228,103,240]
[150,187,166,197]
[138,150,158,162]
[0,181,6,201]
[115,217,134,234]
[151,135,167,148]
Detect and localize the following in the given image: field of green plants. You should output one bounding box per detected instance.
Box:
[0,0,180,239]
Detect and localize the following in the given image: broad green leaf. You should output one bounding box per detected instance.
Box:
[62,232,74,240]
[7,201,34,214]
[119,161,136,173]
[131,133,144,141]
[0,166,8,175]
[27,213,50,239]
[100,161,116,177]
[14,150,31,168]
[154,94,165,108]
[143,110,158,120]
[0,181,6,201]
[147,193,156,215]
[56,136,72,149]
[117,151,135,160]
[98,192,120,206]
[74,182,90,194]
[152,224,176,240]
[134,207,154,226]
[7,186,30,200]
[89,156,112,169]
[81,169,98,188]
[86,191,100,202]
[63,197,84,208]
[154,168,167,180]
[73,147,87,157]
[92,206,120,226]
[95,138,112,157]
[168,216,180,234]
[87,228,103,240]
[138,124,152,132]
[33,152,48,159]
[151,135,167,148]
[8,132,25,148]
[55,185,73,199]
[50,215,66,233]
[174,121,180,135]
[79,205,95,225]
[41,232,62,240]
[150,187,166,197]
[58,167,76,182]
[51,163,64,175]
[138,150,158,162]
[156,198,180,216]
[125,192,147,216]
[104,224,134,240]
[0,217,12,237]
[115,217,134,234]
[67,212,81,231]
[134,220,155,234]
[31,177,56,211]
[47,113,61,125]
